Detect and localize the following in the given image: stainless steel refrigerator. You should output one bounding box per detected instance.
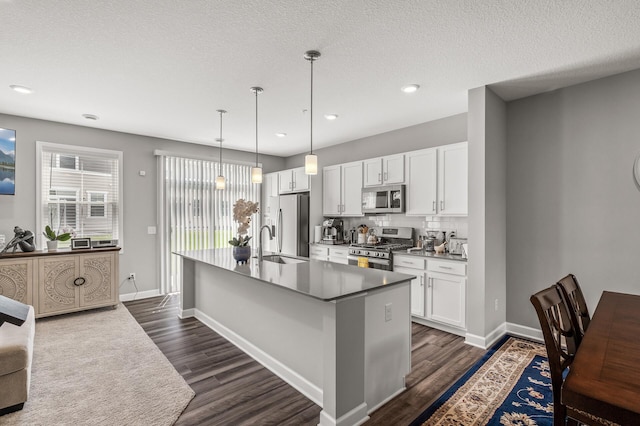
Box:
[276,192,309,257]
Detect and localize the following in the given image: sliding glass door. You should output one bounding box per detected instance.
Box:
[159,155,260,294]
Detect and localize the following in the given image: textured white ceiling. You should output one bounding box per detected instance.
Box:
[1,0,640,156]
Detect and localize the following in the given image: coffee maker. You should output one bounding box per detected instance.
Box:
[322,218,344,244]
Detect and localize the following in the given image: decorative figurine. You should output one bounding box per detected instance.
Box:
[0,226,36,254]
[434,241,447,254]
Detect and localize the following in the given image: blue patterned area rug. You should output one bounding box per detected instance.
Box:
[410,336,553,426]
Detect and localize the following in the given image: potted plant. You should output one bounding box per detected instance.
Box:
[229,199,259,263]
[43,225,72,251]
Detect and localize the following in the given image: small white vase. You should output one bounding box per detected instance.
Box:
[46,240,58,251]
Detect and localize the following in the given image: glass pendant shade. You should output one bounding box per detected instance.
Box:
[305,154,318,175]
[251,166,263,183]
[215,175,226,190]
[215,109,227,190]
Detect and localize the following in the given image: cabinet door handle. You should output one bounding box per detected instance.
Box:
[384,172,388,181]
[73,277,86,286]
[439,266,453,270]
[378,172,382,183]
[432,201,436,212]
[341,204,345,212]
[427,278,432,288]
[440,200,444,210]
[419,275,423,286]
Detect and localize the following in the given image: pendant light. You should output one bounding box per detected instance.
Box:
[304,50,320,175]
[250,87,263,184]
[215,109,227,190]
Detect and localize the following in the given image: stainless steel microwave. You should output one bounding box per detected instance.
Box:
[362,185,405,214]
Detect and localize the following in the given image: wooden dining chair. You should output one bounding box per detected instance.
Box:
[556,274,591,344]
[530,285,586,426]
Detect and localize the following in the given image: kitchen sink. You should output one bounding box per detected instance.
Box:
[258,255,307,264]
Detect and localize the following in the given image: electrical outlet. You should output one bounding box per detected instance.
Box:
[494,298,499,312]
[129,273,136,280]
[385,303,392,322]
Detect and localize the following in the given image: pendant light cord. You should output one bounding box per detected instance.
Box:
[219,110,223,169]
[255,90,259,166]
[310,58,314,155]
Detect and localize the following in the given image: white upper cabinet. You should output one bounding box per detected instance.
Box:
[323,165,342,216]
[363,154,405,187]
[322,161,363,217]
[263,172,279,217]
[406,148,437,216]
[438,142,468,216]
[279,167,310,194]
[341,161,363,216]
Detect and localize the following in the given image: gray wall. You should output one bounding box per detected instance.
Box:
[0,113,285,294]
[506,68,640,329]
[467,87,507,340]
[284,114,468,240]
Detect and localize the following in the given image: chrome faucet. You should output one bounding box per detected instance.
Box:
[258,225,274,262]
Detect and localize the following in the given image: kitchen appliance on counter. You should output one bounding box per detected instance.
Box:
[425,231,437,252]
[347,226,414,271]
[448,237,468,256]
[361,185,405,214]
[277,193,309,257]
[321,218,344,244]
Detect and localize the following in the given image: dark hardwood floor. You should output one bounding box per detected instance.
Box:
[124,295,485,426]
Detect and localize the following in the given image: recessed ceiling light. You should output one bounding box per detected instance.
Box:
[324,114,338,120]
[9,85,33,94]
[82,114,99,121]
[275,133,287,138]
[401,84,420,93]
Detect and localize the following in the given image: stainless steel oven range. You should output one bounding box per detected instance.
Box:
[347,226,414,271]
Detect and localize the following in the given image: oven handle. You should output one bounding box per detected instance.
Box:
[347,255,390,266]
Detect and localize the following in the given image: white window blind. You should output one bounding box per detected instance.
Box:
[160,155,261,294]
[37,142,123,249]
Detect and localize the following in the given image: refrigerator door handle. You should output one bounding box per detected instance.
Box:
[277,209,283,253]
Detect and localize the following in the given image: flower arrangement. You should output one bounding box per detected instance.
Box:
[229,199,259,247]
[42,225,74,241]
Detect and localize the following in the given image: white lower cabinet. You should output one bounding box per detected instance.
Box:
[394,255,467,331]
[328,246,349,265]
[426,260,466,329]
[393,255,426,317]
[309,245,329,261]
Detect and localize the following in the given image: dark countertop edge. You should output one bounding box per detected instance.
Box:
[0,246,121,259]
[175,250,414,302]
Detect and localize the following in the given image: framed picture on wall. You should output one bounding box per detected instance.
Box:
[0,128,16,195]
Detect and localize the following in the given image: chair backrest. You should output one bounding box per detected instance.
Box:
[530,285,580,396]
[556,274,591,342]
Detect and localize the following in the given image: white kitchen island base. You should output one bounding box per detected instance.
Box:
[177,249,413,426]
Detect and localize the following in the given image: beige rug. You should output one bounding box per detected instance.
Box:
[4,305,194,426]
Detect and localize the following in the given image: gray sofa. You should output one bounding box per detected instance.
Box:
[0,305,35,415]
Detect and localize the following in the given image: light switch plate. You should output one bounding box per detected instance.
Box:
[147,226,156,235]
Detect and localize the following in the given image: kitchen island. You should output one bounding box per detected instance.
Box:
[175,248,414,426]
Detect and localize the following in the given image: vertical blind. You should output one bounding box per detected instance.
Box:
[38,142,122,248]
[162,155,261,294]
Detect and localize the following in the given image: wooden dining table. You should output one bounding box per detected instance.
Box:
[562,291,640,425]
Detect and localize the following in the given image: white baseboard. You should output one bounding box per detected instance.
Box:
[119,289,160,302]
[465,323,505,349]
[505,322,543,343]
[178,308,195,319]
[319,403,369,426]
[194,308,323,407]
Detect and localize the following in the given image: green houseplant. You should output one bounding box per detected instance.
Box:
[43,225,72,251]
[229,199,259,262]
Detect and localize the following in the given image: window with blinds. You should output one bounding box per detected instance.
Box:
[36,142,123,249]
